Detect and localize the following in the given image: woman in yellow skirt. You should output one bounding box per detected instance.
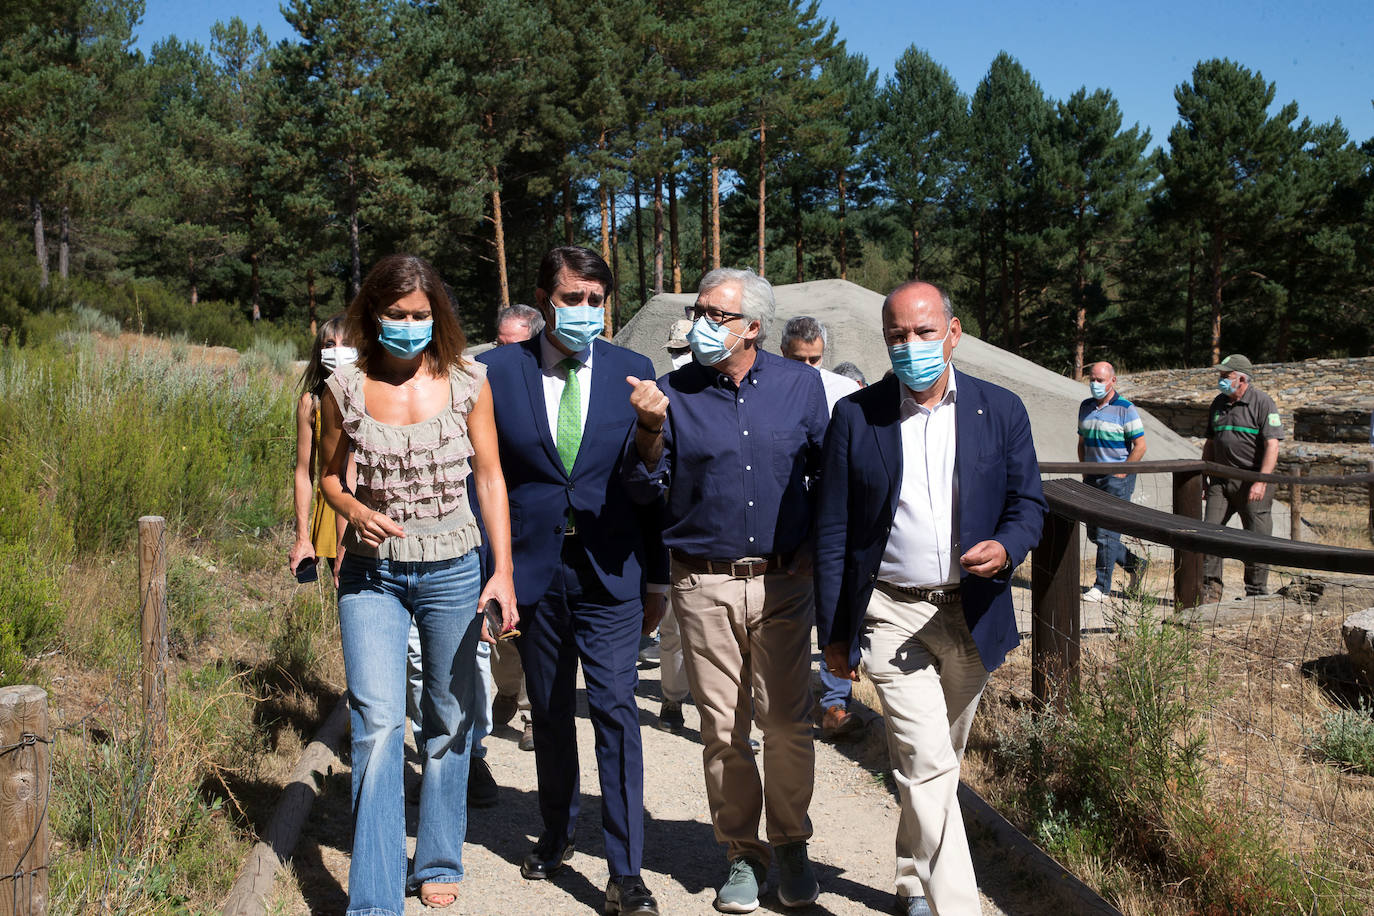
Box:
[289,314,357,581]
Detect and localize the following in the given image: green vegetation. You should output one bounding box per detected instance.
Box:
[3,2,1370,367]
[0,329,343,911]
[1308,697,1374,776]
[988,601,1365,915]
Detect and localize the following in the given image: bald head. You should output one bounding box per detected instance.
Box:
[1087,361,1117,403]
[882,281,954,326]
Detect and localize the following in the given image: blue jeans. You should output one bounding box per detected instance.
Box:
[1085,474,1141,593]
[407,622,494,759]
[338,551,481,916]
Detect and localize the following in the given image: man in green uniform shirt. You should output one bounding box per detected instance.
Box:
[1201,354,1284,599]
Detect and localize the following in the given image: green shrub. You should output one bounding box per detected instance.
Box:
[72,303,122,337]
[1308,697,1374,775]
[240,335,298,375]
[0,541,64,687]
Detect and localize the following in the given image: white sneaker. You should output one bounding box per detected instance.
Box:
[1082,586,1105,603]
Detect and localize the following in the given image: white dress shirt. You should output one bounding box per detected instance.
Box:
[877,372,959,590]
[539,331,592,440]
[817,366,861,415]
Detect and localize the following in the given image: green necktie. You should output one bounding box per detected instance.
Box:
[555,357,582,474]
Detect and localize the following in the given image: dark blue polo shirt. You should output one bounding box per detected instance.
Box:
[624,348,828,560]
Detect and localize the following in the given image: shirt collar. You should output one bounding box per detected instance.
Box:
[539,330,593,373]
[898,368,958,416]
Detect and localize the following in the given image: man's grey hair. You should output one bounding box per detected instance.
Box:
[832,361,866,385]
[497,303,544,336]
[881,281,955,325]
[780,316,827,354]
[698,268,775,345]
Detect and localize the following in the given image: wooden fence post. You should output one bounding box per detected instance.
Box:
[1289,465,1303,542]
[1030,511,1080,710]
[0,685,50,916]
[138,516,168,750]
[1172,469,1204,608]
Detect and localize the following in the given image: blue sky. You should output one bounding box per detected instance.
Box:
[135,0,1374,150]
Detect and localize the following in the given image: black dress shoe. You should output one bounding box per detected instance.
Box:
[520,835,574,880]
[606,876,659,914]
[467,756,498,808]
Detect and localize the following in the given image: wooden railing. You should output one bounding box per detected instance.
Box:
[1028,463,1374,708]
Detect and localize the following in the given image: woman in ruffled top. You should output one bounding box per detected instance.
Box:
[318,253,516,914]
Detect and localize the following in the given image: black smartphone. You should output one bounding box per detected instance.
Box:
[483,598,519,640]
[294,557,318,583]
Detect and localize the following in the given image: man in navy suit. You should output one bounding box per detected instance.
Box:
[478,246,668,916]
[813,281,1046,916]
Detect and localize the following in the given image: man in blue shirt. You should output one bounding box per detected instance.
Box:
[625,268,829,914]
[1077,361,1147,602]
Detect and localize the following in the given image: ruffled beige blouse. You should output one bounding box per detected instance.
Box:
[325,361,486,562]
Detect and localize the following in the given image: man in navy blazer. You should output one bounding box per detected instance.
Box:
[813,281,1045,916]
[478,246,668,916]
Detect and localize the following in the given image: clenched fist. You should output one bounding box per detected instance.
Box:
[626,376,669,430]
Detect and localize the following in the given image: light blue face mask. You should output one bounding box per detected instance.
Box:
[550,304,605,352]
[687,315,744,366]
[1218,376,1235,395]
[378,319,433,359]
[1089,380,1108,400]
[888,328,950,392]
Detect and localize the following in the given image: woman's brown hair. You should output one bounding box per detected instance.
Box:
[346,254,467,374]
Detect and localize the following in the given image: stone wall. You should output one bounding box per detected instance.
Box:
[1119,356,1374,505]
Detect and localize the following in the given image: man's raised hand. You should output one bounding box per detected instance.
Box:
[626,376,669,431]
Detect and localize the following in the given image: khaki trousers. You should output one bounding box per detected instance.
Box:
[491,637,530,721]
[862,585,988,915]
[671,558,815,867]
[658,603,691,703]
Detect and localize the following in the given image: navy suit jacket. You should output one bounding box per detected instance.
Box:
[478,336,669,608]
[814,369,1047,672]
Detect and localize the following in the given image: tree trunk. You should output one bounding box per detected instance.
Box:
[1012,248,1023,353]
[1073,226,1087,378]
[668,169,681,293]
[599,182,611,260]
[189,254,198,306]
[997,218,1010,348]
[608,188,620,337]
[710,155,721,270]
[793,183,803,284]
[58,206,70,280]
[491,169,510,310]
[348,182,361,300]
[700,172,709,280]
[837,169,848,281]
[31,196,48,288]
[653,171,664,295]
[756,116,767,277]
[910,199,921,281]
[563,173,575,245]
[632,175,646,303]
[308,268,318,337]
[976,220,989,342]
[250,252,261,321]
[1184,245,1196,367]
[1208,234,1223,366]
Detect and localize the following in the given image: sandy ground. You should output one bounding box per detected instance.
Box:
[268,656,1068,916]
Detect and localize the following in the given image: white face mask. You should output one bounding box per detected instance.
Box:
[321,346,358,373]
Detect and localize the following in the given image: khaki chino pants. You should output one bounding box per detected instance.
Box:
[671,557,815,867]
[862,585,988,915]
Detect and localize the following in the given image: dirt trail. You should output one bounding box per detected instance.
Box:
[271,659,1059,915]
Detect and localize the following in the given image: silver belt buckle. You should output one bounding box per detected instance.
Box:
[730,560,753,578]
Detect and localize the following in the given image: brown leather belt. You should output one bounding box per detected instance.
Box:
[672,552,785,578]
[877,581,961,605]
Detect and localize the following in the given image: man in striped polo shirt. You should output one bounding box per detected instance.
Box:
[1077,361,1147,602]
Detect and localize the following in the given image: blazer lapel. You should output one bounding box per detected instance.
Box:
[570,339,615,477]
[869,376,904,518]
[519,336,563,474]
[953,368,982,524]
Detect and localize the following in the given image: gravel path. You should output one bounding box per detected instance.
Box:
[271,658,1061,915]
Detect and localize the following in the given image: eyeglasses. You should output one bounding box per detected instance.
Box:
[685,303,747,324]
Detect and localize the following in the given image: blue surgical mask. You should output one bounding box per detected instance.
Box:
[888,329,951,392]
[687,315,744,366]
[378,319,433,359]
[1089,380,1108,401]
[550,305,604,352]
[1218,377,1235,395]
